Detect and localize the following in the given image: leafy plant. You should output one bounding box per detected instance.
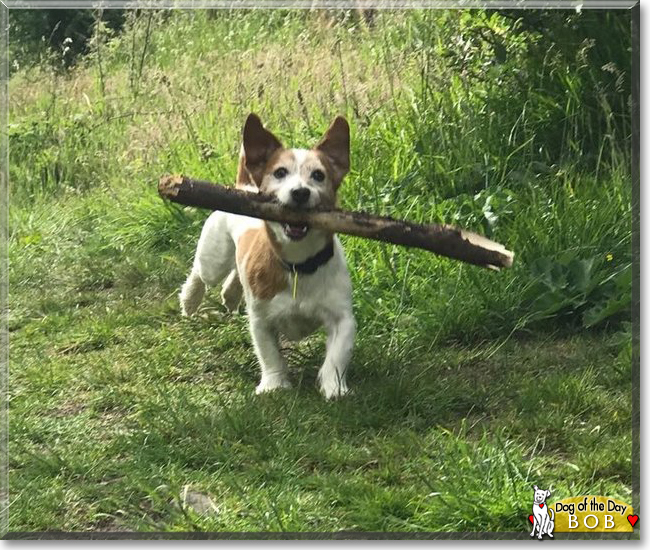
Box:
[523,254,631,328]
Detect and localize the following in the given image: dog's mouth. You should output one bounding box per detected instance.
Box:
[282,223,309,241]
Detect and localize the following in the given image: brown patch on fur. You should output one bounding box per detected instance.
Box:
[242,114,284,186]
[312,150,341,208]
[238,144,295,193]
[236,147,253,188]
[258,149,296,193]
[315,116,350,188]
[237,228,288,300]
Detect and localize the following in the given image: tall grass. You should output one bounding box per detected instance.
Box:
[12,9,630,337]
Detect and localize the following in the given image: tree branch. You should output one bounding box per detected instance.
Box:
[158,174,514,271]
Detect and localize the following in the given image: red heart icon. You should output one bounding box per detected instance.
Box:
[628,515,639,527]
[540,503,544,508]
[528,515,534,524]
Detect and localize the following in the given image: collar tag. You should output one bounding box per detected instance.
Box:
[291,267,298,300]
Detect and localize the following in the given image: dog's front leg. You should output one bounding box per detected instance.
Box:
[538,517,547,539]
[530,518,537,537]
[318,314,356,399]
[250,317,291,394]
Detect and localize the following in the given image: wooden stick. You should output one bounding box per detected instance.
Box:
[158,174,514,270]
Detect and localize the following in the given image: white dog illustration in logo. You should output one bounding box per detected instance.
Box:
[530,485,555,539]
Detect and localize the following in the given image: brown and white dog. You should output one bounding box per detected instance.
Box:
[179,114,355,399]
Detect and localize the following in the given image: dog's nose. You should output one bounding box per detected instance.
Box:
[291,187,311,205]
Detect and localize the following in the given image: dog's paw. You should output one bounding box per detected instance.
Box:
[220,288,241,313]
[180,291,202,317]
[181,305,195,317]
[180,304,195,317]
[255,376,292,395]
[318,379,351,400]
[179,274,205,317]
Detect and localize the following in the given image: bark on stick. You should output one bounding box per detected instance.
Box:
[158,174,514,270]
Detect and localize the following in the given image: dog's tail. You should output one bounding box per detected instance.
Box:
[179,269,206,317]
[549,508,555,521]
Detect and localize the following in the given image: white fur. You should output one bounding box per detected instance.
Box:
[263,148,331,211]
[180,148,356,399]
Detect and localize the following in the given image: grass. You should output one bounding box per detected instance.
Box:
[6,9,633,535]
[8,283,633,532]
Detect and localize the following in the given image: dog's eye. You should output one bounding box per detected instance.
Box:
[273,167,288,179]
[311,169,325,182]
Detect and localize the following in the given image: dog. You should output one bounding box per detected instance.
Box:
[179,114,355,399]
[530,485,555,539]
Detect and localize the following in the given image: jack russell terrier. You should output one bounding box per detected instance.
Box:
[180,114,355,399]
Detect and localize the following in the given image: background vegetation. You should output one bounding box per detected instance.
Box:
[8,8,633,534]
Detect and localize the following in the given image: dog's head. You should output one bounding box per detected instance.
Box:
[241,113,349,242]
[533,485,551,504]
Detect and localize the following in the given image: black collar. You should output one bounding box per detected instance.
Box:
[279,241,335,275]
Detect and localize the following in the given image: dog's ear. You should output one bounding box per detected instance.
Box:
[546,490,551,498]
[315,116,350,188]
[533,485,538,491]
[242,113,283,186]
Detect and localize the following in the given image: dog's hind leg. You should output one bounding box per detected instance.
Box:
[180,269,206,317]
[180,211,236,316]
[221,269,242,313]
